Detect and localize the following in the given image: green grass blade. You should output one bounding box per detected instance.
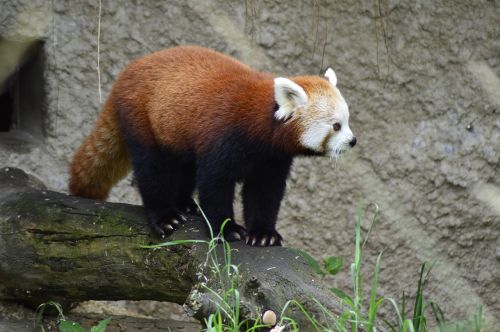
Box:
[401,290,407,326]
[474,305,483,332]
[90,317,111,332]
[202,286,234,324]
[35,301,66,331]
[195,200,215,239]
[382,297,404,328]
[382,318,398,332]
[311,297,335,330]
[418,316,427,331]
[279,316,299,332]
[367,252,383,331]
[430,301,446,331]
[352,205,363,332]
[238,316,268,332]
[279,299,324,331]
[362,203,379,248]
[223,240,232,278]
[35,304,47,331]
[330,288,354,308]
[412,263,426,332]
[338,310,355,332]
[291,248,324,275]
[232,288,240,332]
[402,319,416,332]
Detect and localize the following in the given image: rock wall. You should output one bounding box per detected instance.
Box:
[1,0,499,325]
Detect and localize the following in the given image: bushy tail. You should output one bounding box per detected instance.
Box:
[69,99,130,200]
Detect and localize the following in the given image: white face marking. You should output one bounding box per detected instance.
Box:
[298,87,355,159]
[300,122,332,151]
[325,95,354,159]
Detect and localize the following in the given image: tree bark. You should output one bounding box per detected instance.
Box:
[0,167,358,329]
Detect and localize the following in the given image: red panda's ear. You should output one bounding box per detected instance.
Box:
[274,77,308,121]
[324,68,337,86]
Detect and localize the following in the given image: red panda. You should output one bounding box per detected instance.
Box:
[69,46,355,246]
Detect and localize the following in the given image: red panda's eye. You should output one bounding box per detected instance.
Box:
[333,123,341,131]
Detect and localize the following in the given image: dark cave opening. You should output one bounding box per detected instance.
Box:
[0,40,45,137]
[0,90,13,132]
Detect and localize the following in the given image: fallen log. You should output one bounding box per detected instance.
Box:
[0,167,359,329]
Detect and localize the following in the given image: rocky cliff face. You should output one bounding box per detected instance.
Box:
[1,0,499,324]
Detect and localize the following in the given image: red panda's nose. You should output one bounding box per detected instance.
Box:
[349,137,357,147]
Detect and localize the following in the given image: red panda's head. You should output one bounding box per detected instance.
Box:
[274,68,355,159]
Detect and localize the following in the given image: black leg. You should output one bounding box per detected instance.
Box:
[243,157,292,246]
[176,162,199,215]
[196,154,246,242]
[125,140,187,237]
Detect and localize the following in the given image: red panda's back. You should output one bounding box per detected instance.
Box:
[112,46,275,152]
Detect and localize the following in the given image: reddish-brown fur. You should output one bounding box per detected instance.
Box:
[69,46,327,200]
[69,97,129,199]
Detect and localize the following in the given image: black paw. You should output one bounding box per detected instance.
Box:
[148,213,187,238]
[216,221,247,242]
[246,230,283,247]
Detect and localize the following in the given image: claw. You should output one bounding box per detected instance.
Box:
[150,223,166,237]
[171,219,180,226]
[246,230,283,247]
[219,221,246,242]
[164,224,174,231]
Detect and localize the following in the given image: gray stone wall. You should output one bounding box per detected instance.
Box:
[1,0,499,325]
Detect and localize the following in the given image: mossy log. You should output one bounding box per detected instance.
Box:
[0,167,363,329]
